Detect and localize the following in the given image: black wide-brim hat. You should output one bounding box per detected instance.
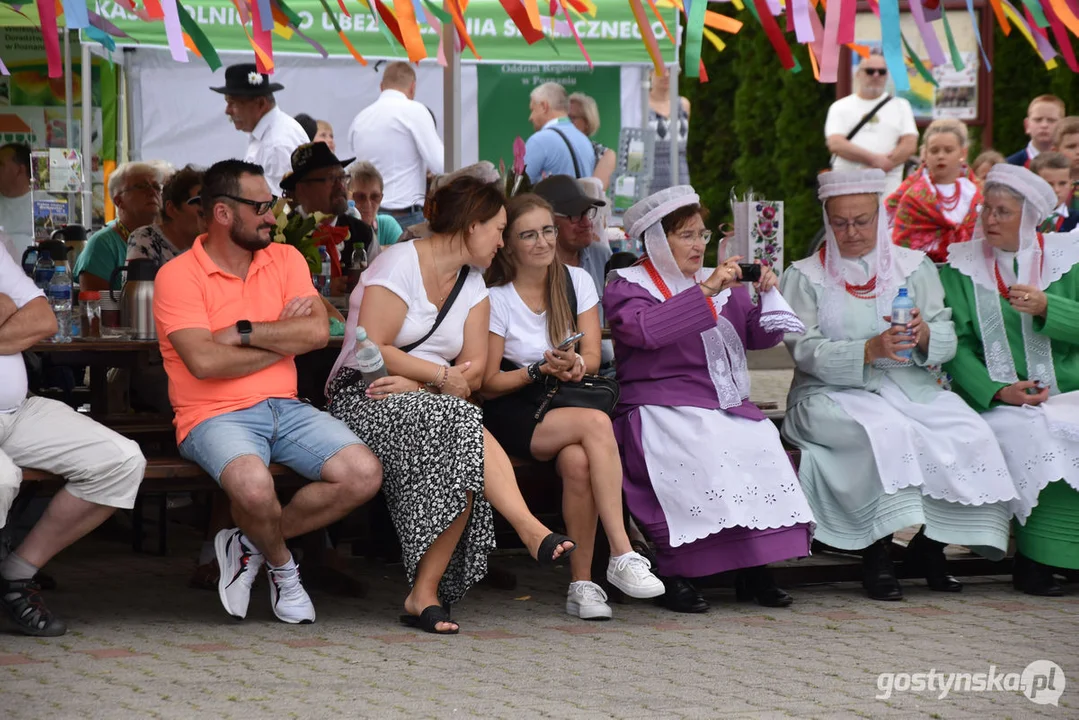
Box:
[280,141,356,193]
[210,63,284,96]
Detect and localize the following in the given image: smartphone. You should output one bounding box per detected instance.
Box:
[738,263,762,282]
[557,331,585,350]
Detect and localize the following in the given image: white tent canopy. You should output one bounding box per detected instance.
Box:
[123,47,650,172]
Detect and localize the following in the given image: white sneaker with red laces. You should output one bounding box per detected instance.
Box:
[214,528,264,620]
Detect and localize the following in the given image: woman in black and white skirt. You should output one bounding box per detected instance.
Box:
[326,177,575,635]
[482,194,664,621]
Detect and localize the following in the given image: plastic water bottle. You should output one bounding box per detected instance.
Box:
[32,251,55,292]
[354,326,388,384]
[318,246,331,297]
[891,287,915,361]
[346,199,362,220]
[48,264,72,343]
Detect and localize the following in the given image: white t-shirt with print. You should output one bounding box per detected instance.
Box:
[0,243,44,412]
[355,240,488,368]
[825,93,918,196]
[489,265,599,368]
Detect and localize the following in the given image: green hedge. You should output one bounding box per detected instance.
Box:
[682,19,1079,264]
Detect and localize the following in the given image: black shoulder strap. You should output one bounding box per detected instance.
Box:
[550,127,582,179]
[846,95,892,141]
[563,265,579,331]
[400,267,469,354]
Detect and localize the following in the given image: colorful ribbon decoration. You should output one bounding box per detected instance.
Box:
[501,0,546,43]
[685,0,707,77]
[394,0,429,61]
[554,0,591,67]
[629,0,665,74]
[176,3,222,71]
[35,0,62,78]
[878,0,910,92]
[159,0,188,62]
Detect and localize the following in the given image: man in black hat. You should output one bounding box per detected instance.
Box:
[282,142,377,292]
[211,63,308,196]
[533,174,610,297]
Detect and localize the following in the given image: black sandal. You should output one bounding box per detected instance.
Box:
[399,605,459,635]
[536,533,576,567]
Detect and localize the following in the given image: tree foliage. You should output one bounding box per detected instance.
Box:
[682,17,1079,264]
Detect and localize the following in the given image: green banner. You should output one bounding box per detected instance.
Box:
[476,63,620,169]
[89,0,677,64]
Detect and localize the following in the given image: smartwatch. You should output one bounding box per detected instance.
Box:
[236,319,253,346]
[527,361,543,383]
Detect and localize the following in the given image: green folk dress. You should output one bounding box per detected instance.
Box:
[940,257,1079,570]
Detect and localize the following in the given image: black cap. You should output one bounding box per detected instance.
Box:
[210,63,284,97]
[533,175,605,217]
[279,142,356,193]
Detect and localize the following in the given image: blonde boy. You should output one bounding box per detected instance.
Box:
[1007,95,1065,167]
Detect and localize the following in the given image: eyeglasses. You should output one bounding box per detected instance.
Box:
[829,211,878,233]
[982,205,1017,221]
[301,173,348,187]
[214,194,278,215]
[516,225,559,243]
[862,67,888,77]
[555,206,598,223]
[671,229,713,245]
[121,181,163,195]
[352,191,383,203]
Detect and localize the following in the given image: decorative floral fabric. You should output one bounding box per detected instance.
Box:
[887,167,981,263]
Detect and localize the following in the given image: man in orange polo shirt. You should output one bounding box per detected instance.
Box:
[154,159,382,625]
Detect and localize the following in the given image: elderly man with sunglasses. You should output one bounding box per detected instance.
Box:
[153,159,382,625]
[74,162,164,291]
[825,50,919,198]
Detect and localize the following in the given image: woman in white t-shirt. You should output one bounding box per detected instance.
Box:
[326,178,576,635]
[481,194,664,621]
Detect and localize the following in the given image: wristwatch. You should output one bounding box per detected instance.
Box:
[236,319,253,346]
[527,361,543,383]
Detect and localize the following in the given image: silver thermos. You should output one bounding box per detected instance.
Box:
[109,258,157,340]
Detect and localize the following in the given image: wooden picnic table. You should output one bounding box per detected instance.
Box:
[30,337,345,416]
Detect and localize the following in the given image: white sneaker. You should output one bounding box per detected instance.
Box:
[215,528,264,620]
[566,581,612,620]
[267,561,316,624]
[607,551,666,599]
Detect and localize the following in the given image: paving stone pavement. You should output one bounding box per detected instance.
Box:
[1,537,1077,720]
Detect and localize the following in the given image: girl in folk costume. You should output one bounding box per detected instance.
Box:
[603,186,814,614]
[781,169,1018,602]
[940,164,1079,596]
[888,119,982,262]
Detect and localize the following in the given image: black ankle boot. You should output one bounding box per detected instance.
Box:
[1013,552,1065,597]
[735,566,793,607]
[906,527,962,592]
[862,537,903,601]
[655,576,709,613]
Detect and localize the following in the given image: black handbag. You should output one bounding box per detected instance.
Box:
[531,267,621,421]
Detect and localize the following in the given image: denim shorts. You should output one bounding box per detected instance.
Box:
[179,398,364,484]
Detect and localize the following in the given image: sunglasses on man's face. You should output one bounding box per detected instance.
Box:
[862,67,888,77]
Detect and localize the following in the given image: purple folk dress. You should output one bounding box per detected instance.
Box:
[604,277,814,578]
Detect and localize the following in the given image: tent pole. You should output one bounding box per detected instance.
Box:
[442,4,461,173]
[668,20,681,187]
[64,29,75,213]
[81,42,93,228]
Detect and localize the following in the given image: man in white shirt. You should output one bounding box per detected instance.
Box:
[0,243,146,636]
[825,52,919,197]
[0,143,35,260]
[348,62,444,232]
[211,63,309,196]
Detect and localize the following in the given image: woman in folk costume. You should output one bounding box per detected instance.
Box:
[888,119,981,263]
[780,169,1017,602]
[603,186,814,613]
[939,164,1079,597]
